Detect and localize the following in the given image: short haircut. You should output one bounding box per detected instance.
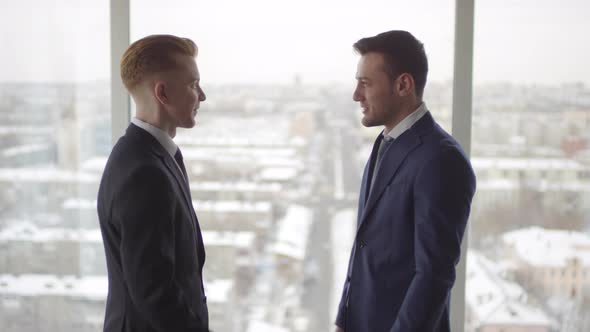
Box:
[353,30,428,98]
[120,34,198,92]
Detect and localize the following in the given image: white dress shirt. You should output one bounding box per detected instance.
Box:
[131,118,185,176]
[383,102,429,140]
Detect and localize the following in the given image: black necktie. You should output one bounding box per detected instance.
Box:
[174,148,188,181]
[370,135,393,191]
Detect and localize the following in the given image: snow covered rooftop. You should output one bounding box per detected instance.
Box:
[477,180,590,191]
[1,143,51,157]
[259,167,298,181]
[0,274,107,300]
[202,231,255,248]
[174,114,291,148]
[205,279,233,303]
[272,205,313,260]
[472,157,585,171]
[502,227,590,267]
[0,126,53,135]
[0,274,233,303]
[175,136,298,148]
[330,209,356,322]
[62,198,96,210]
[466,251,551,326]
[189,181,282,193]
[193,200,271,213]
[0,167,99,183]
[0,223,102,243]
[247,321,289,332]
[80,157,107,173]
[182,147,297,160]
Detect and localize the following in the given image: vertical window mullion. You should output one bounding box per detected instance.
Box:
[110,0,130,145]
[450,1,475,331]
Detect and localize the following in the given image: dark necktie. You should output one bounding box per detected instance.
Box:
[174,148,188,182]
[370,135,393,192]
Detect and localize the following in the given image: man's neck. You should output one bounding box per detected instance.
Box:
[384,101,422,134]
[135,110,175,138]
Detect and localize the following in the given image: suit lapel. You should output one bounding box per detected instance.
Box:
[364,133,383,203]
[356,111,437,232]
[161,155,194,213]
[126,123,206,270]
[161,154,207,268]
[358,132,421,231]
[357,160,370,229]
[126,124,200,239]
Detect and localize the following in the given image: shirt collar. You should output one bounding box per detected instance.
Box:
[383,102,429,141]
[131,117,178,158]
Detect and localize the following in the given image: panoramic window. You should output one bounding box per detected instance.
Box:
[0,1,111,331]
[131,0,454,331]
[466,1,590,331]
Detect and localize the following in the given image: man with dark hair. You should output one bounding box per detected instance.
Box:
[97,34,209,332]
[335,30,476,332]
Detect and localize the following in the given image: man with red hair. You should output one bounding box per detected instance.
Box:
[97,34,209,332]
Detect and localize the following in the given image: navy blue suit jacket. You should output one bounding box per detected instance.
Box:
[336,112,476,332]
[97,124,209,331]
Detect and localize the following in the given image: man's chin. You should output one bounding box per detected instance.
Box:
[361,117,378,128]
[179,119,197,129]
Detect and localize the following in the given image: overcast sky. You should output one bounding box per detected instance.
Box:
[0,0,588,85]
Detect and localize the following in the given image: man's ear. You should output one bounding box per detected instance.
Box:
[154,81,168,105]
[396,73,415,97]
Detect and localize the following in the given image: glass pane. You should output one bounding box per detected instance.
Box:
[467,1,590,331]
[0,1,110,331]
[131,1,454,331]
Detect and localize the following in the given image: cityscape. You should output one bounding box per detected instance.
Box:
[0,79,589,331]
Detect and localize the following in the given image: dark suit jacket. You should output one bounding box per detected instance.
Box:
[336,112,476,332]
[97,123,208,332]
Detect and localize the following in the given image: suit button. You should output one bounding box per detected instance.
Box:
[359,240,366,248]
[346,276,351,282]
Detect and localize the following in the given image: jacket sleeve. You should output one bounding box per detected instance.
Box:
[335,279,348,328]
[390,147,476,332]
[336,161,370,329]
[113,165,207,332]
